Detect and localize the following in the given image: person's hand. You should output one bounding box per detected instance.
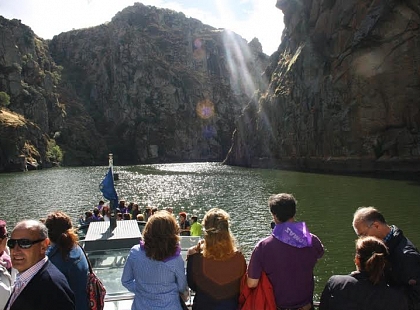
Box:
[181,289,189,302]
[187,246,197,256]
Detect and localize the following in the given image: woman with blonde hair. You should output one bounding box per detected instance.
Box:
[319,236,408,310]
[121,210,188,310]
[186,208,246,310]
[45,211,89,310]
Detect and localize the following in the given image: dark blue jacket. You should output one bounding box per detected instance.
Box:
[386,226,420,310]
[4,260,74,310]
[47,245,89,310]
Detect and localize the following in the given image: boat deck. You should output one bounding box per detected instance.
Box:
[82,220,319,310]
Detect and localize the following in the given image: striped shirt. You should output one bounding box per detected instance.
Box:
[6,257,48,310]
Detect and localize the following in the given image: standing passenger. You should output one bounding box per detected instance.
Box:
[4,219,74,310]
[0,220,12,309]
[121,211,188,310]
[352,206,420,309]
[189,215,202,237]
[45,211,89,310]
[247,193,324,310]
[319,236,408,310]
[187,208,246,310]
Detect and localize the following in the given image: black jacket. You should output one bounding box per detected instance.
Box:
[386,226,420,310]
[319,271,408,310]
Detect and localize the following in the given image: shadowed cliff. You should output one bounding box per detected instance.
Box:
[224,0,420,174]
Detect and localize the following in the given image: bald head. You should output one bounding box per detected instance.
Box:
[13,220,48,239]
[352,207,390,239]
[10,220,49,273]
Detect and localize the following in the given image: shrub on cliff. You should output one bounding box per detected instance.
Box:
[0,92,10,107]
[47,140,63,164]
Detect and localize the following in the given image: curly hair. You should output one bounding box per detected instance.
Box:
[202,208,237,261]
[143,210,180,261]
[44,211,78,260]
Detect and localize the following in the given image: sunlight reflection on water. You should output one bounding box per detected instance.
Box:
[1,162,419,298]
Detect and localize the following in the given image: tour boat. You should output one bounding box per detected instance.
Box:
[81,220,199,310]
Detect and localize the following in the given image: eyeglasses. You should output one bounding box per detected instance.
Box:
[7,238,45,249]
[356,222,375,237]
[0,232,10,239]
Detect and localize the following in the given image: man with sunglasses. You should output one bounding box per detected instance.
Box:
[353,206,420,310]
[4,219,75,310]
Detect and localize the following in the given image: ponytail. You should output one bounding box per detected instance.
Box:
[45,211,79,260]
[364,251,387,284]
[56,230,78,259]
[355,236,389,285]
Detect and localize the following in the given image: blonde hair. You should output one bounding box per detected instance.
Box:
[202,208,237,260]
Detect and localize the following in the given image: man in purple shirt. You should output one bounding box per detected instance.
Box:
[247,193,324,310]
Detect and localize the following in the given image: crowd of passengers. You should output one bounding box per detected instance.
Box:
[79,199,203,237]
[0,193,419,310]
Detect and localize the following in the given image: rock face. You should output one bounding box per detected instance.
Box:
[0,109,48,172]
[48,3,268,164]
[225,0,420,173]
[0,4,268,170]
[0,17,62,171]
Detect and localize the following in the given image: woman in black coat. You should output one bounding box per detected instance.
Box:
[319,236,408,310]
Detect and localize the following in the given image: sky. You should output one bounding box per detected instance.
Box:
[0,0,284,55]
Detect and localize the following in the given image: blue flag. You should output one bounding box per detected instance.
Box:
[99,167,118,209]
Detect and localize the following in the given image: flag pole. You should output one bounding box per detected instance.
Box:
[107,153,117,230]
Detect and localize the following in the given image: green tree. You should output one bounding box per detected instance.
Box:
[0,92,10,107]
[47,140,64,163]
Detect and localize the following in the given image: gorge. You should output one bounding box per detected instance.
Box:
[1,0,419,175]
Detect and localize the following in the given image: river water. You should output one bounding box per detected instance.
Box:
[0,162,419,299]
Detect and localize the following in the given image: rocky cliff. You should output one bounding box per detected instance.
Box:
[0,17,65,171]
[0,3,268,170]
[48,3,268,165]
[225,0,420,173]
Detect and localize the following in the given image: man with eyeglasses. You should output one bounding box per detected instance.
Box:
[353,206,420,310]
[4,219,75,310]
[0,220,12,309]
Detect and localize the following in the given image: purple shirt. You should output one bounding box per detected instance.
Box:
[248,229,324,308]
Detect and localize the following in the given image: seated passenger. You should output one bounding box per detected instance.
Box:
[319,236,408,310]
[79,211,93,225]
[91,207,103,221]
[101,205,111,221]
[178,212,190,236]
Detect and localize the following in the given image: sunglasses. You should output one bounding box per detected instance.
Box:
[7,238,45,249]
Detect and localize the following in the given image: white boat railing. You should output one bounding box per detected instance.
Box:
[85,236,200,310]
